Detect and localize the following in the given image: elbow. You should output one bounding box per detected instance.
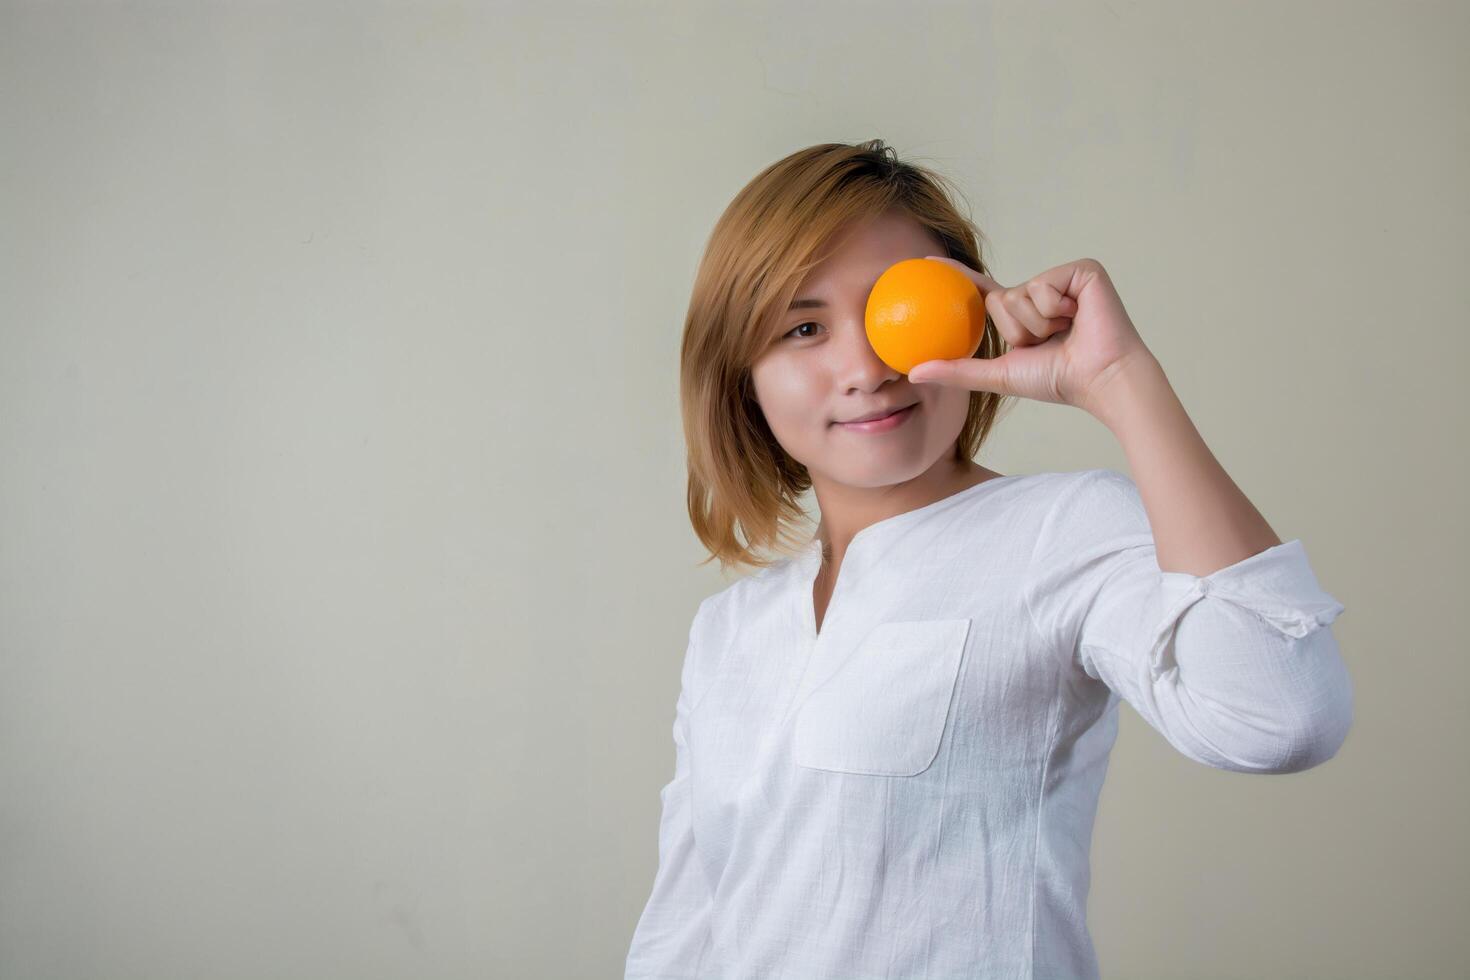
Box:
[1257,670,1356,775]
[1241,619,1356,774]
[1198,705,1353,775]
[1187,641,1356,775]
[1262,706,1352,773]
[1161,599,1357,775]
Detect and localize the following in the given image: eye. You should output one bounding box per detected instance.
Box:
[784,321,824,340]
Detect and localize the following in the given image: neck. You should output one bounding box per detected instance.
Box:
[811,459,992,560]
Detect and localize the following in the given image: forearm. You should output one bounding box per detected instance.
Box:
[1087,353,1282,577]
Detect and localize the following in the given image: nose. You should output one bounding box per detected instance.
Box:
[832,315,903,393]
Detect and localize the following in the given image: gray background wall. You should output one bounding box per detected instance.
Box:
[2,1,1464,977]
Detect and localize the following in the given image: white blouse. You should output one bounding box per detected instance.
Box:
[625,468,1353,979]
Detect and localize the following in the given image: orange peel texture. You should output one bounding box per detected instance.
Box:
[864,257,986,375]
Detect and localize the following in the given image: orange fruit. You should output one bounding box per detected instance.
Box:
[865,258,986,375]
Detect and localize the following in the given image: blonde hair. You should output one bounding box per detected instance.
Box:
[681,139,1012,575]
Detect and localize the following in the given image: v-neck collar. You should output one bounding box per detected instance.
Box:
[792,473,1022,639]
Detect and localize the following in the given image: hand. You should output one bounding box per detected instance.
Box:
[907,256,1158,416]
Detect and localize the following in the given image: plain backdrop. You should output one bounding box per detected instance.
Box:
[2,1,1466,978]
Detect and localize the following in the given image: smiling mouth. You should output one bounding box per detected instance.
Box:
[831,402,919,428]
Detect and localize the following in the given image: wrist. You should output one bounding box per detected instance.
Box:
[1084,350,1173,433]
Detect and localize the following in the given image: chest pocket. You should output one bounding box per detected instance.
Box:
[793,618,972,777]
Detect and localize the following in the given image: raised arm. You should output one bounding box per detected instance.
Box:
[907,256,1354,773]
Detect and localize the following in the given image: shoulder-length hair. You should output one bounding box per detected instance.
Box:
[682,139,1012,575]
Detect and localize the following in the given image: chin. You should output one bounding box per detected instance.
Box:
[819,452,941,488]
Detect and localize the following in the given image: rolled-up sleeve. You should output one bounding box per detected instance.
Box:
[625,604,716,978]
[1023,469,1354,774]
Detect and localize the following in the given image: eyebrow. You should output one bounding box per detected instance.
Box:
[787,297,827,311]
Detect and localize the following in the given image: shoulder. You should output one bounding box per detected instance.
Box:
[1053,467,1146,523]
[1036,465,1136,500]
[1028,466,1152,568]
[695,555,793,635]
[1020,466,1144,522]
[967,467,1130,507]
[682,556,796,694]
[944,468,1138,539]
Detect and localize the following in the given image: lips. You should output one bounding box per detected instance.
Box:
[832,402,919,432]
[837,403,916,424]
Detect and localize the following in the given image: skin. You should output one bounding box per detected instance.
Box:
[747,208,1004,630]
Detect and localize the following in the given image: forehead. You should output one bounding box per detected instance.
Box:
[795,209,945,296]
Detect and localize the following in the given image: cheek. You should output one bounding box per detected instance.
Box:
[930,386,974,420]
[751,361,826,429]
[918,387,975,438]
[749,362,832,463]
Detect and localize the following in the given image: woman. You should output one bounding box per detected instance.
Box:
[625,139,1352,979]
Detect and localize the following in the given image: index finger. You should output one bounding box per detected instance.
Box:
[924,255,1002,296]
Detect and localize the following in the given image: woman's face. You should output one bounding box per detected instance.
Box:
[749,209,975,491]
